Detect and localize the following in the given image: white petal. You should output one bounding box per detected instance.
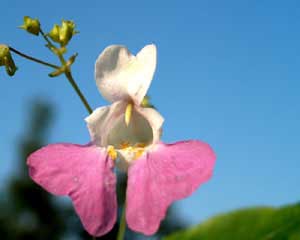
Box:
[85,103,164,151]
[95,44,157,104]
[85,101,126,147]
[135,106,164,144]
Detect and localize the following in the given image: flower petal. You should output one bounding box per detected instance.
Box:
[85,102,164,149]
[27,143,117,236]
[85,101,126,147]
[95,44,157,104]
[135,106,164,144]
[126,140,216,235]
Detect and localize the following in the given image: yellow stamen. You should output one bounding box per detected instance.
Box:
[134,148,145,159]
[107,145,117,160]
[119,141,130,149]
[135,143,147,148]
[125,103,133,126]
[119,141,146,161]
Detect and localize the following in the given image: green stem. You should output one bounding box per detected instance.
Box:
[39,28,93,114]
[64,71,93,114]
[40,29,58,50]
[9,46,59,69]
[117,205,127,240]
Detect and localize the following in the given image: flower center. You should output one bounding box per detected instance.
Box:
[105,105,152,171]
[119,142,146,160]
[106,105,153,149]
[107,142,146,167]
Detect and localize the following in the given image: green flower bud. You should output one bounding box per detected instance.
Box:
[48,20,78,47]
[19,16,40,36]
[0,45,8,66]
[59,20,77,46]
[48,24,60,42]
[0,44,17,76]
[141,95,155,108]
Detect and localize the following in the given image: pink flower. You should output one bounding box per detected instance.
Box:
[27,44,216,237]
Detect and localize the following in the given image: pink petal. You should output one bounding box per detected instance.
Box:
[126,140,216,235]
[27,143,117,237]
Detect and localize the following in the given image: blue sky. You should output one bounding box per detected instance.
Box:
[1,0,300,225]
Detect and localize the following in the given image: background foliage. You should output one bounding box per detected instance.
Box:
[165,203,300,240]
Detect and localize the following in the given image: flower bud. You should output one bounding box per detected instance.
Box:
[59,20,77,46]
[48,24,60,42]
[19,16,40,36]
[48,20,78,47]
[0,44,17,76]
[141,96,155,108]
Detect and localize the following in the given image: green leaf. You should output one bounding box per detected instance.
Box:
[164,203,300,240]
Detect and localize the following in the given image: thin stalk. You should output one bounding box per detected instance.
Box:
[39,29,66,63]
[117,205,127,240]
[40,29,57,49]
[9,47,59,69]
[64,71,93,114]
[39,28,93,114]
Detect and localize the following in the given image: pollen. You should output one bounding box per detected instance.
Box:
[118,141,146,161]
[119,141,130,149]
[107,145,117,160]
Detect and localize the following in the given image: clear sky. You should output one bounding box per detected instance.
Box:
[1,0,300,225]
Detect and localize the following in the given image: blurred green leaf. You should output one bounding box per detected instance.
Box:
[164,203,300,240]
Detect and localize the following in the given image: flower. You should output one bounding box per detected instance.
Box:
[27,44,216,237]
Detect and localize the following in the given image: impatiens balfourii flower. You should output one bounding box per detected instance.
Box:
[27,44,216,237]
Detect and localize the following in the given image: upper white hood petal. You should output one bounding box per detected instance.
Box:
[95,44,157,105]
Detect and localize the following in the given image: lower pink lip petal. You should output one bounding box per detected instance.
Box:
[126,140,216,235]
[27,143,117,236]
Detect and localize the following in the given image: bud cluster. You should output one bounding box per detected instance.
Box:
[1,16,79,78]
